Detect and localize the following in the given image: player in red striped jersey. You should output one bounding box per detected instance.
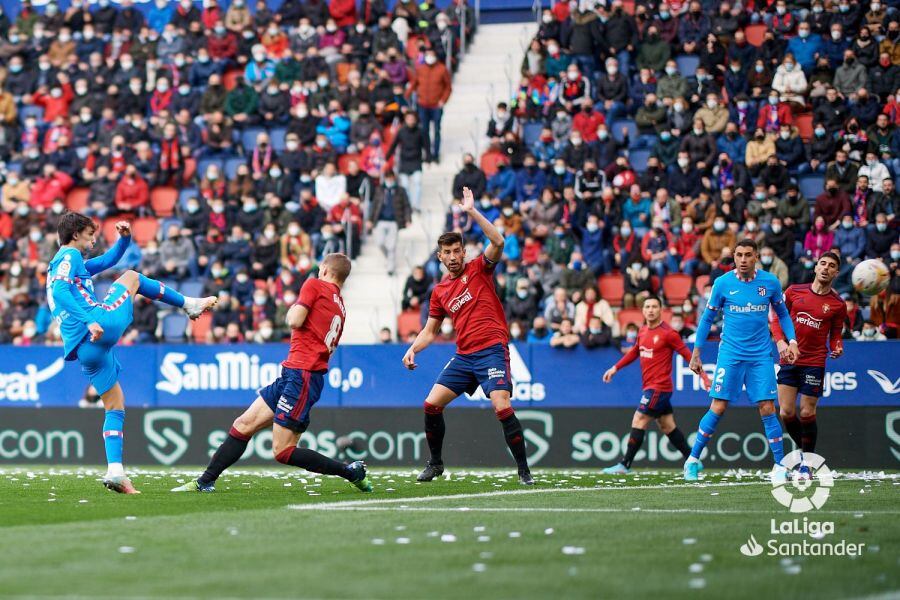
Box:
[172,253,372,493]
[402,187,534,485]
[770,251,846,479]
[600,296,711,474]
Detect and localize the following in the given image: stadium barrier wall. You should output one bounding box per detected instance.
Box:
[0,406,898,468]
[0,342,898,408]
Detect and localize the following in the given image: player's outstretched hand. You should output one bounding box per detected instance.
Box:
[115,221,132,237]
[461,186,475,213]
[402,348,417,370]
[602,366,616,383]
[88,322,104,342]
[689,350,703,375]
[830,340,844,359]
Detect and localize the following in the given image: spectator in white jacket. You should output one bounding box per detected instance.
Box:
[314,162,347,211]
[772,54,808,105]
[858,151,891,193]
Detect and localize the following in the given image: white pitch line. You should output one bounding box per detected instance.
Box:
[287,480,771,511]
[291,506,900,515]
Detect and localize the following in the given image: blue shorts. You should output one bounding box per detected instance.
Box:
[435,343,513,397]
[259,367,326,433]
[75,283,133,395]
[637,390,673,417]
[710,356,778,403]
[777,364,826,397]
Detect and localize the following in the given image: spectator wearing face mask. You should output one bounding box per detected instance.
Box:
[856,319,887,341]
[834,51,868,97]
[814,178,853,228]
[867,213,896,260]
[758,245,789,289]
[700,217,736,267]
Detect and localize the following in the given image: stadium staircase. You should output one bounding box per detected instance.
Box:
[341,22,537,343]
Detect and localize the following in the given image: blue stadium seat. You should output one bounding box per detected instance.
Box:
[240,127,266,151]
[178,188,200,209]
[522,121,544,147]
[19,105,44,124]
[160,218,184,237]
[225,156,246,180]
[162,313,188,342]
[269,127,287,152]
[611,119,638,145]
[180,281,203,297]
[196,158,223,179]
[676,55,700,77]
[798,173,825,200]
[629,148,652,173]
[5,161,22,175]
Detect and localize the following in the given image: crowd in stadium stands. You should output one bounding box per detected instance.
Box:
[399,0,900,349]
[0,0,470,345]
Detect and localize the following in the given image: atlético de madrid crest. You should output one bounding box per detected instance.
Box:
[757,286,766,296]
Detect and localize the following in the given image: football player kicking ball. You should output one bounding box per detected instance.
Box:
[402,187,534,485]
[770,251,846,479]
[685,239,800,483]
[172,254,372,493]
[48,213,217,494]
[601,295,711,474]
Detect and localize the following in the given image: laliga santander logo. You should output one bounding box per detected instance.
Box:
[771,450,834,513]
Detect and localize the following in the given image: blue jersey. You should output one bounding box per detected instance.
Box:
[699,270,796,360]
[46,237,130,360]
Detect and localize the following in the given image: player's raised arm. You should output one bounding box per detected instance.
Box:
[461,186,504,263]
[84,221,132,276]
[403,317,442,370]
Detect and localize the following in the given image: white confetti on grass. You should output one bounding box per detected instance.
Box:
[689,563,704,573]
[544,528,555,535]
[118,546,136,554]
[699,554,713,563]
[473,526,486,532]
[783,565,802,575]
[472,563,487,573]
[562,546,586,555]
[125,516,137,521]
[371,539,385,545]
[78,499,89,504]
[477,536,491,542]
[682,538,697,545]
[688,578,706,589]
[395,537,410,544]
[509,531,521,538]
[440,534,457,543]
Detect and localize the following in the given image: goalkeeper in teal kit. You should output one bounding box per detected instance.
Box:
[47,213,216,493]
[685,239,799,483]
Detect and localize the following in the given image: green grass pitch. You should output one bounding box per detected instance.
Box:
[0,467,897,599]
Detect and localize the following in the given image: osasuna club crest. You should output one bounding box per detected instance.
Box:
[462,275,468,284]
[758,286,766,296]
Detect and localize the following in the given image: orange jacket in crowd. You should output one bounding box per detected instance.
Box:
[410,61,452,109]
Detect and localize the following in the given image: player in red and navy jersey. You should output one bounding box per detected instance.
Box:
[770,251,846,479]
[172,253,372,493]
[402,187,533,485]
[600,296,711,474]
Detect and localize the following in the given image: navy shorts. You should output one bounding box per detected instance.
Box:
[637,389,674,417]
[777,364,826,397]
[435,343,513,397]
[259,367,326,433]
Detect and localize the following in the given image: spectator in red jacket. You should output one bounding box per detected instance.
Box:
[30,164,74,212]
[115,165,150,213]
[329,0,358,28]
[29,77,74,122]
[208,21,238,62]
[572,98,605,144]
[671,216,701,275]
[327,193,363,258]
[756,96,794,134]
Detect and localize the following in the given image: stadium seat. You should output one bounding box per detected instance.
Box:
[617,308,644,329]
[397,309,422,340]
[150,186,178,217]
[19,105,44,124]
[338,153,361,174]
[662,273,693,305]
[180,281,204,297]
[196,157,224,179]
[225,156,246,179]
[744,24,766,47]
[240,127,266,151]
[522,121,544,146]
[269,127,287,152]
[222,68,243,91]
[5,161,22,174]
[162,313,188,342]
[182,157,196,183]
[160,218,183,237]
[694,274,710,294]
[675,55,700,77]
[795,113,814,141]
[798,173,825,200]
[178,188,200,209]
[65,187,90,212]
[191,311,212,343]
[661,309,674,323]
[101,218,120,244]
[598,274,625,307]
[629,148,651,173]
[132,217,159,246]
[651,275,660,293]
[611,119,639,144]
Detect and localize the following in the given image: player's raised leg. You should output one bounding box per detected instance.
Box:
[490,390,533,485]
[603,411,653,474]
[417,384,457,481]
[113,269,216,319]
[172,397,273,492]
[272,424,371,492]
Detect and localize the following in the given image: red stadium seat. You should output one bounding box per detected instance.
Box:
[617,308,644,330]
[182,157,196,184]
[598,274,625,307]
[337,153,361,175]
[223,68,243,91]
[661,309,674,323]
[695,274,710,295]
[66,187,90,212]
[651,275,660,293]
[150,186,178,217]
[101,218,120,244]
[744,24,766,47]
[132,217,159,246]
[662,273,693,305]
[397,309,422,340]
[191,311,212,343]
[795,113,814,141]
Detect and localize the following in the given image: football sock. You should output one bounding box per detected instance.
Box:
[622,428,646,469]
[666,427,692,458]
[761,413,785,465]
[102,409,125,477]
[497,407,529,470]
[800,415,818,453]
[783,414,802,449]
[198,427,251,485]
[689,410,721,460]
[137,273,185,307]
[424,402,445,464]
[275,446,350,479]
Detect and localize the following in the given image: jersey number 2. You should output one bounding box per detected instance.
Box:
[324,315,342,354]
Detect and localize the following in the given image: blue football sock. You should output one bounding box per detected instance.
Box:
[690,410,721,459]
[762,413,785,465]
[103,409,125,468]
[138,274,185,307]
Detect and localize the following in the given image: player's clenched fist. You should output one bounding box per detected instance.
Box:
[88,322,104,342]
[402,348,417,370]
[116,221,132,237]
[689,350,704,375]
